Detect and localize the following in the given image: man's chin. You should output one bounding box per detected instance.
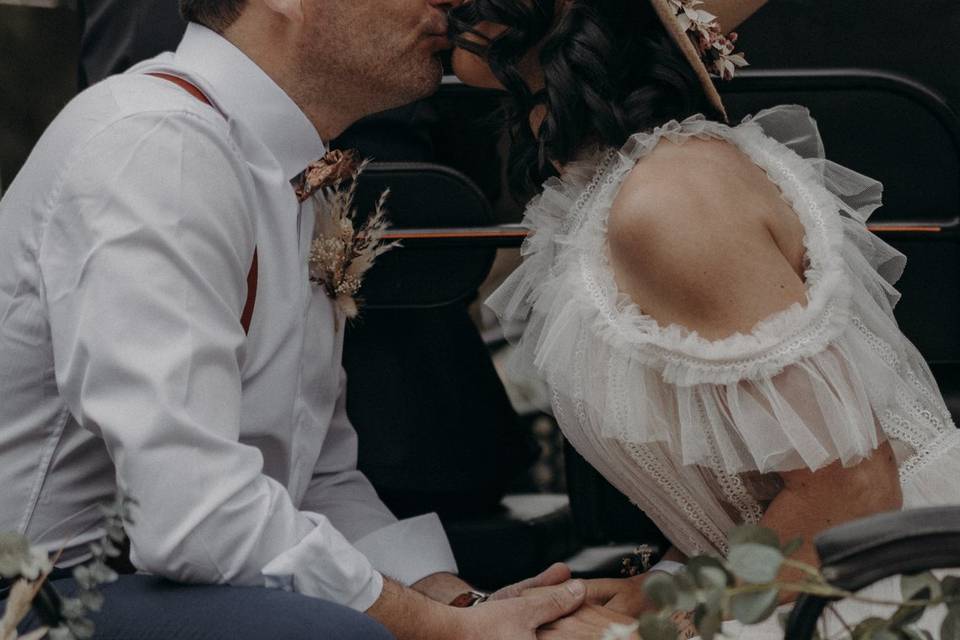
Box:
[403,58,446,101]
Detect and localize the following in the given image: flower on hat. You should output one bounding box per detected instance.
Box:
[669,0,749,81]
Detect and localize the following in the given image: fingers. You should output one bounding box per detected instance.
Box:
[537,605,640,640]
[520,579,587,628]
[582,578,624,605]
[489,563,572,601]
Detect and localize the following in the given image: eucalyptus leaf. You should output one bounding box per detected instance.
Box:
[727,543,784,584]
[889,598,927,629]
[686,556,731,589]
[852,616,888,640]
[672,570,698,612]
[943,576,960,597]
[694,604,723,640]
[902,629,935,640]
[699,566,728,591]
[72,565,96,590]
[47,626,74,640]
[79,588,105,612]
[60,597,85,619]
[67,616,95,640]
[872,630,900,640]
[730,587,779,625]
[943,576,960,612]
[901,572,942,601]
[636,612,678,640]
[643,573,678,610]
[728,524,781,550]
[943,607,960,640]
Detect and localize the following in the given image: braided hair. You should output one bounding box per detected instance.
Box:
[449,0,720,198]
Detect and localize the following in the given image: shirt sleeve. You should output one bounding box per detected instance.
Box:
[294,366,458,585]
[39,109,382,611]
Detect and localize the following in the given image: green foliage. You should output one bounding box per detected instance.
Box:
[0,493,135,640]
[627,524,958,640]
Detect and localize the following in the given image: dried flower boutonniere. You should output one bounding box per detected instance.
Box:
[296,150,398,328]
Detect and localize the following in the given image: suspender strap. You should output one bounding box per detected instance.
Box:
[147,72,258,334]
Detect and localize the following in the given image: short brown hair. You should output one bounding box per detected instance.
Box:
[180,0,247,32]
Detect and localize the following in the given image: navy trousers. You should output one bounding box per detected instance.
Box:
[16,575,394,640]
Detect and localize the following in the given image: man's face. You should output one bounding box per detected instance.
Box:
[299,0,460,111]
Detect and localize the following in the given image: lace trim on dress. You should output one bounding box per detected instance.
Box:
[578,111,852,385]
[900,430,960,481]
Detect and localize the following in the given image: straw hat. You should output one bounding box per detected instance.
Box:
[648,0,768,119]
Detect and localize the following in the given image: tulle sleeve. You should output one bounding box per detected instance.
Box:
[488,105,954,477]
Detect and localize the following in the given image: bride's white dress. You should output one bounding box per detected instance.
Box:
[488,105,960,637]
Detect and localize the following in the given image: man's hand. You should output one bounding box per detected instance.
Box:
[488,562,573,601]
[367,576,587,640]
[412,562,573,606]
[459,579,588,640]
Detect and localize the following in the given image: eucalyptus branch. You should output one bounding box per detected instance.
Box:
[625,524,957,640]
[0,492,136,640]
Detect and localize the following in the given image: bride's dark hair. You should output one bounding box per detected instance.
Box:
[449,0,721,197]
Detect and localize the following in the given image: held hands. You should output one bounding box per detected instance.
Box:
[532,573,655,639]
[457,578,587,640]
[457,565,654,640]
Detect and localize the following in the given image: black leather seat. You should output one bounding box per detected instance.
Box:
[785,506,960,639]
[346,163,580,589]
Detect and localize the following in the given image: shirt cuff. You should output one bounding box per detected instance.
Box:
[352,512,458,586]
[262,513,385,611]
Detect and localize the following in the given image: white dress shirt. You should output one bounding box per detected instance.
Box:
[0,23,456,611]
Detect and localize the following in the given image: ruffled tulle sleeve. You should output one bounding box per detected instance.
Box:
[489,105,954,478]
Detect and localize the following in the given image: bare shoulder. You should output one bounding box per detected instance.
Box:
[606,136,808,339]
[608,137,770,248]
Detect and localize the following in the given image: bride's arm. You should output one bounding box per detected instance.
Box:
[761,441,902,600]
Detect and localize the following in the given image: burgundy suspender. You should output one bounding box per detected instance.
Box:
[147,72,258,335]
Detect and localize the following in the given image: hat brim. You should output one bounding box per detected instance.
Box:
[648,0,767,121]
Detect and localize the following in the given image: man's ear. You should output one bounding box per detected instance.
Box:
[262,0,304,23]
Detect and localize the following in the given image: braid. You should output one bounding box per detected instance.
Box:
[450,0,720,199]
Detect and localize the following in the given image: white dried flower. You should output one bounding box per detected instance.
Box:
[0,534,51,582]
[601,621,640,640]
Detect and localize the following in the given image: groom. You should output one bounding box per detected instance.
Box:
[0,0,587,638]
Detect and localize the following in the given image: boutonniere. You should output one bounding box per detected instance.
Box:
[296,150,398,327]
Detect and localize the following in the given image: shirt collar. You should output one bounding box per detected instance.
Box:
[174,23,326,181]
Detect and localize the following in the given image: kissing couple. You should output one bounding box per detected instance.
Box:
[1,0,957,639]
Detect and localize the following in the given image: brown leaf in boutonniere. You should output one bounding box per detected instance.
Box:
[295,149,361,204]
[306,157,398,327]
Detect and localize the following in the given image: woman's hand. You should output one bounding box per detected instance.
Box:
[536,603,640,640]
[582,575,654,617]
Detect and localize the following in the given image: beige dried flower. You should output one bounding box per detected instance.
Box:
[1,579,48,640]
[306,158,398,326]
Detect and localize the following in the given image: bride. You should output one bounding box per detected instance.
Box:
[448,0,960,637]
